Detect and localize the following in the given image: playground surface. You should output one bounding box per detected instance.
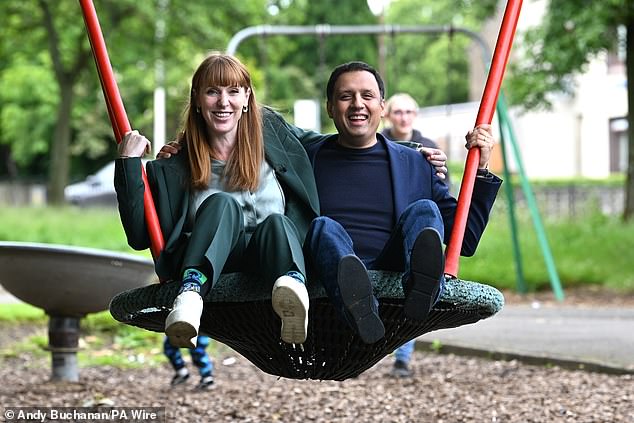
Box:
[0,285,633,422]
[1,285,633,374]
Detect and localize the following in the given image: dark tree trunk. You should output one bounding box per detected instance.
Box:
[47,81,73,205]
[38,0,89,205]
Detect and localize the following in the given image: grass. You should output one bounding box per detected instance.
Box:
[0,207,243,368]
[459,204,634,293]
[0,303,167,368]
[2,204,634,294]
[0,205,150,258]
[0,303,46,323]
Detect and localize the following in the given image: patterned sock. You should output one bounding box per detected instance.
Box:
[179,268,208,294]
[286,270,305,284]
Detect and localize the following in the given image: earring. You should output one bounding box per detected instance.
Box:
[242,105,249,113]
[196,106,201,114]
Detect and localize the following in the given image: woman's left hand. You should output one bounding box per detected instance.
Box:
[419,146,448,180]
[465,124,494,169]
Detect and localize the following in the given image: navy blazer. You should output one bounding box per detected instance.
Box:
[303,134,502,257]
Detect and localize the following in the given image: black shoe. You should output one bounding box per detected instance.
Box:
[390,359,412,378]
[170,371,190,386]
[196,375,214,390]
[337,255,385,344]
[404,228,444,321]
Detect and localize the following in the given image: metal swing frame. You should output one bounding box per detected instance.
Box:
[79,0,523,380]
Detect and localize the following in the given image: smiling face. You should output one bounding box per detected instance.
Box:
[189,54,255,145]
[327,70,385,149]
[197,85,250,140]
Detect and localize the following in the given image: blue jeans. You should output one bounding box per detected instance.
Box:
[163,335,214,377]
[394,339,415,364]
[305,199,445,322]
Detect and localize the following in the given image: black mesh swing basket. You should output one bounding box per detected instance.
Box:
[110,270,503,381]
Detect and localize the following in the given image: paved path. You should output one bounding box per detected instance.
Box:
[0,286,20,305]
[418,304,634,373]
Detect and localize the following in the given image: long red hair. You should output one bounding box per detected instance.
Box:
[177,53,263,191]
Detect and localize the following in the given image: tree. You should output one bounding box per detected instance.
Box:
[0,0,266,203]
[251,0,379,118]
[507,0,634,220]
[242,0,497,128]
[386,0,497,106]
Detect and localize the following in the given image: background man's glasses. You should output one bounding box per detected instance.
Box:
[391,110,416,117]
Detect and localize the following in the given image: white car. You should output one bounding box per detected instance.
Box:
[64,160,147,206]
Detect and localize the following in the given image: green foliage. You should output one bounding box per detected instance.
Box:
[0,305,233,369]
[507,0,628,110]
[0,303,46,323]
[430,339,443,353]
[386,0,497,105]
[0,59,57,166]
[0,206,146,255]
[460,207,634,293]
[1,0,500,183]
[0,306,167,368]
[505,0,634,220]
[0,0,267,186]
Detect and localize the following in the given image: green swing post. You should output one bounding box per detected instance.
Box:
[496,97,527,293]
[497,93,565,301]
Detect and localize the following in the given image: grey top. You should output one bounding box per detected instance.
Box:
[190,159,285,234]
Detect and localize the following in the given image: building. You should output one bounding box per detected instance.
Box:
[415,0,628,180]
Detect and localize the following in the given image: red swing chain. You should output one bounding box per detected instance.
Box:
[444,0,523,277]
[79,0,165,260]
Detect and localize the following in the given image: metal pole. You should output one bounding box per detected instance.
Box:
[496,100,526,293]
[444,0,523,277]
[79,0,165,260]
[153,0,168,155]
[497,93,565,301]
[47,315,80,382]
[227,24,490,58]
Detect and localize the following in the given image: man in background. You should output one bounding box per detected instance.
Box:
[382,92,450,187]
[382,92,451,378]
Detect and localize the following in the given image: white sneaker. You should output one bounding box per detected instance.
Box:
[165,291,203,349]
[272,275,309,344]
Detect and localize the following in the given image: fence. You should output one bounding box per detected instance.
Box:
[0,182,47,207]
[0,181,626,219]
[504,185,624,219]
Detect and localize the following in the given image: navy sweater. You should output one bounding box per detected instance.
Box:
[313,141,394,265]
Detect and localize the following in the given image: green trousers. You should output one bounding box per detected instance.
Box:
[181,192,305,294]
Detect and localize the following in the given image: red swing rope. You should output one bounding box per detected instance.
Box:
[79,0,165,260]
[444,0,523,277]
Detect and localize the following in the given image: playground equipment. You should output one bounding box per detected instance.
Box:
[80,0,522,380]
[0,242,154,381]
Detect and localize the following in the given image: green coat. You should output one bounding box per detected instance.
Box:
[114,107,323,281]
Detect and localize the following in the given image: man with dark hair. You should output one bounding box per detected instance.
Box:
[302,61,500,344]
